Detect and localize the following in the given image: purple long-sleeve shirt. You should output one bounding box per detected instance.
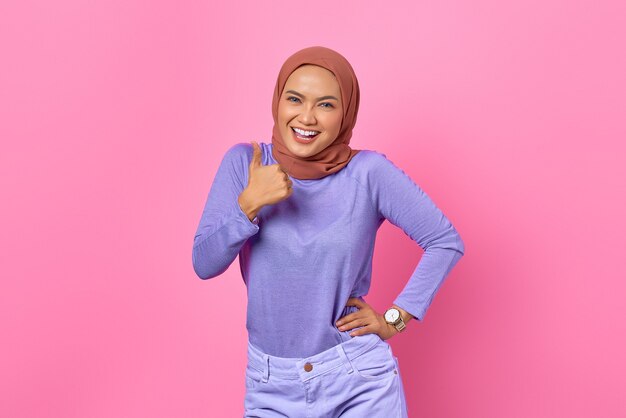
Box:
[192,141,465,357]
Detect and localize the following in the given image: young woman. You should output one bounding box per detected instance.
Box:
[192,46,465,417]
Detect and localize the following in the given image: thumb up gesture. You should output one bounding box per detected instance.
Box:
[237,141,293,221]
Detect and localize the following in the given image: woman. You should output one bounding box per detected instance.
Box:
[192,46,465,417]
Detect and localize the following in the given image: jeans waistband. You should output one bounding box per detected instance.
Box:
[246,333,386,382]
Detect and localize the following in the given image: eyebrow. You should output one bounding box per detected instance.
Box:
[285,90,339,102]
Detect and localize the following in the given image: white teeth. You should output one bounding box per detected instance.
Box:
[293,127,319,137]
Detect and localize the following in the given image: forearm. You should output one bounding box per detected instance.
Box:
[393,246,463,321]
[192,202,260,279]
[392,304,414,325]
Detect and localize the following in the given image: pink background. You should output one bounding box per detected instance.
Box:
[1,1,625,417]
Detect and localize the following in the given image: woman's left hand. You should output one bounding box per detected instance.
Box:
[335,297,399,341]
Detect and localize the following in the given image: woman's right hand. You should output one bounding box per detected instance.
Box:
[238,141,293,220]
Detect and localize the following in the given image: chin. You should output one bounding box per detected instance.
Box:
[289,146,318,158]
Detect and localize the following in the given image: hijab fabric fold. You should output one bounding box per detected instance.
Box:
[271,46,361,180]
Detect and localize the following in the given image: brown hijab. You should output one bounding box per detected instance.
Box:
[271,46,361,180]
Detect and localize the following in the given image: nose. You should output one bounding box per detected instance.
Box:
[298,105,317,125]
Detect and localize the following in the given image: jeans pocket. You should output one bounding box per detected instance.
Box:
[350,341,397,381]
[245,364,264,385]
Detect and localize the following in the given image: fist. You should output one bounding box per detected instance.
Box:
[244,141,293,208]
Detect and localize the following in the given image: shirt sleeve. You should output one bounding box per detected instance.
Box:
[192,143,260,280]
[369,152,465,321]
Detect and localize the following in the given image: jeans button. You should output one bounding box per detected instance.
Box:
[304,362,313,372]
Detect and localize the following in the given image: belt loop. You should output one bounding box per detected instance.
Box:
[262,354,270,382]
[335,344,354,374]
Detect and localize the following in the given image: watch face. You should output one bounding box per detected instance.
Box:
[385,308,400,322]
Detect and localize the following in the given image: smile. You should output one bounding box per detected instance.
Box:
[291,127,321,143]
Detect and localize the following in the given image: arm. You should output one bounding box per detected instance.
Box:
[370,152,466,321]
[392,304,414,325]
[192,143,260,280]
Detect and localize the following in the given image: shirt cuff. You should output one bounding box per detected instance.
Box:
[235,200,260,229]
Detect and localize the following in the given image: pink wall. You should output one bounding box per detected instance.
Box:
[1,1,624,417]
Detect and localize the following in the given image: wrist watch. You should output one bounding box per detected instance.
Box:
[384,307,407,332]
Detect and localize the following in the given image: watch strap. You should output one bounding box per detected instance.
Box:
[394,318,406,332]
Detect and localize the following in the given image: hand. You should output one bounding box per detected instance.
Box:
[238,141,293,219]
[335,297,399,341]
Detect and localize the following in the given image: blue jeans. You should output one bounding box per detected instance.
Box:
[244,333,409,417]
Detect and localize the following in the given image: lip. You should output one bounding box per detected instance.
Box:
[290,126,320,144]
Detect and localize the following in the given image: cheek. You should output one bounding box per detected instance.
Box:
[328,115,343,134]
[278,108,296,125]
[277,103,287,120]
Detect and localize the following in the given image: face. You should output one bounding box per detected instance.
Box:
[277,64,343,158]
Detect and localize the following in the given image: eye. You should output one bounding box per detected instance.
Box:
[287,96,301,103]
[320,102,334,108]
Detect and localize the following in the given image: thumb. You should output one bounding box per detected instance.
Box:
[249,141,262,169]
